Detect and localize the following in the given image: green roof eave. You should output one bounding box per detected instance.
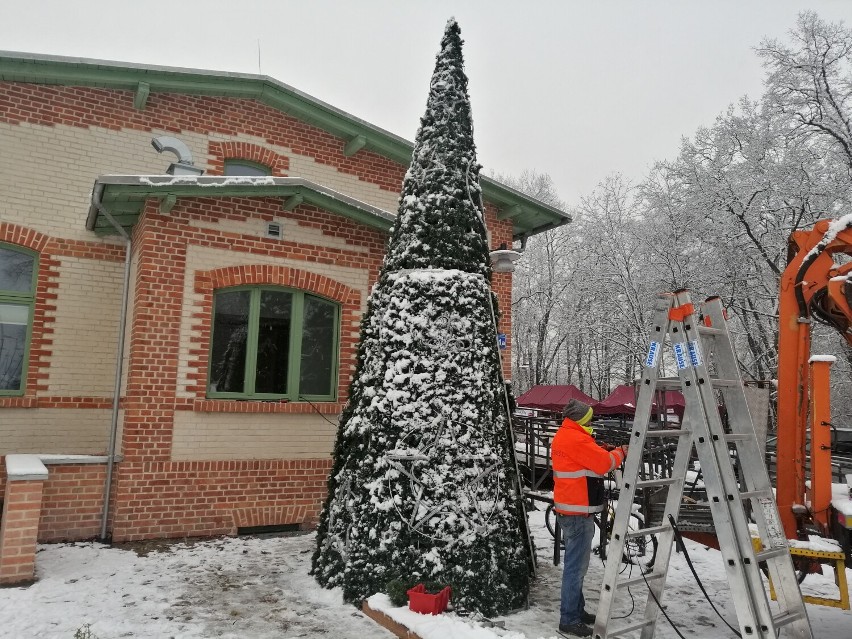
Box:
[87,176,395,236]
[0,51,414,163]
[3,51,570,239]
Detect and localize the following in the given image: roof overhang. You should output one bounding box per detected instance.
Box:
[87,176,395,237]
[3,51,570,239]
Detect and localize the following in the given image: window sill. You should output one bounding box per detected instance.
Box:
[193,399,344,414]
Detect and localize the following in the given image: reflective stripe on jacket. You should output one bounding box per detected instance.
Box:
[551,417,626,516]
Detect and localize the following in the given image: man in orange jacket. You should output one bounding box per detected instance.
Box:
[551,399,627,637]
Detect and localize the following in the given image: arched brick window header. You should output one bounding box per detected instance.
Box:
[199,265,359,306]
[0,223,49,253]
[0,223,55,401]
[208,141,290,176]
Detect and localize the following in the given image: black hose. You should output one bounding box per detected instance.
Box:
[639,564,689,639]
[668,515,742,638]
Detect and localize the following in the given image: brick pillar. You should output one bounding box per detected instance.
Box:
[492,270,513,380]
[0,455,48,585]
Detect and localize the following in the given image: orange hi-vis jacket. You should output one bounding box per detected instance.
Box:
[551,417,626,516]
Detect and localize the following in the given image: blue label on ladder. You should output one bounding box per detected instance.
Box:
[687,340,702,367]
[673,342,689,370]
[645,341,660,368]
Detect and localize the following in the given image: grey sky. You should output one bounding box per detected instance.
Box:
[3,1,849,206]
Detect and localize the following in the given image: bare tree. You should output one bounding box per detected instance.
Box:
[504,13,852,419]
[759,12,852,172]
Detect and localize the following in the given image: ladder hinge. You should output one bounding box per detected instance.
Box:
[668,302,695,321]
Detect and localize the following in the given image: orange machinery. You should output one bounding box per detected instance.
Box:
[776,217,852,551]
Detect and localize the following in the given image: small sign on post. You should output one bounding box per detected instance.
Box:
[497,333,507,350]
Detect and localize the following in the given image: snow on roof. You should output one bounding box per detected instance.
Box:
[137,175,277,187]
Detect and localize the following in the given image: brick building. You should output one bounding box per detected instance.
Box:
[0,52,567,577]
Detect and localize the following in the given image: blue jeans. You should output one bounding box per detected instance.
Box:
[558,513,596,626]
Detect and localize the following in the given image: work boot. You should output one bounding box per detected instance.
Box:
[558,622,593,637]
[581,610,596,624]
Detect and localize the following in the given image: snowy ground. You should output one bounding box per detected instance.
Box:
[0,508,849,638]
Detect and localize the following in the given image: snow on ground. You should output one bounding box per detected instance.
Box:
[1,508,849,638]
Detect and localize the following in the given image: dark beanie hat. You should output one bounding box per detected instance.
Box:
[562,398,593,425]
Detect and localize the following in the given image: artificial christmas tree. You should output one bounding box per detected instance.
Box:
[312,18,532,616]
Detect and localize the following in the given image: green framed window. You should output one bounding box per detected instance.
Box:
[0,243,37,395]
[208,287,339,401]
[223,160,271,177]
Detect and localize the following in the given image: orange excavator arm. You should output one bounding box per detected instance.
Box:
[776,217,852,537]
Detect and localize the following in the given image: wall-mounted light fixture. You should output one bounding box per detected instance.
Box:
[490,243,522,273]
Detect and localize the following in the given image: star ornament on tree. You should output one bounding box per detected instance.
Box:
[423,311,472,355]
[386,419,501,540]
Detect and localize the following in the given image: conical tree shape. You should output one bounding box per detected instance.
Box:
[312,18,531,616]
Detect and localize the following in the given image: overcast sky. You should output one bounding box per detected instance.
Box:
[2,1,850,207]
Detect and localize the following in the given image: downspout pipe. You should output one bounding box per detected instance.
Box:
[91,184,132,541]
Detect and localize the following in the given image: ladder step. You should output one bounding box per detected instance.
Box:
[755,546,790,563]
[618,571,665,589]
[655,378,682,389]
[625,524,668,538]
[725,433,756,442]
[646,429,690,438]
[659,376,741,388]
[706,378,740,387]
[698,325,724,336]
[740,489,773,501]
[605,620,655,637]
[636,477,680,489]
[772,609,806,628]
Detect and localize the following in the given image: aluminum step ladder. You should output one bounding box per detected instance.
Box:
[594,291,813,639]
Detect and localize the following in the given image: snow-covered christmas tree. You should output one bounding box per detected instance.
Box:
[312,18,532,616]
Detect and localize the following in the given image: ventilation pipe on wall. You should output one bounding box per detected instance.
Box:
[151,135,204,176]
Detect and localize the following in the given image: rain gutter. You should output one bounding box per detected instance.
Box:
[91,181,132,542]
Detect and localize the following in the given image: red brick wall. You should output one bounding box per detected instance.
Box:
[1,81,518,542]
[109,197,385,540]
[0,479,44,584]
[485,204,514,379]
[0,83,405,193]
[112,459,332,541]
[39,465,107,542]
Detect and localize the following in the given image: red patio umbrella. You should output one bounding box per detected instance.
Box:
[515,385,598,413]
[595,384,685,417]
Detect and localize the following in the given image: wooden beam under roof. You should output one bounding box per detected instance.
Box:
[344,134,367,157]
[133,82,150,110]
